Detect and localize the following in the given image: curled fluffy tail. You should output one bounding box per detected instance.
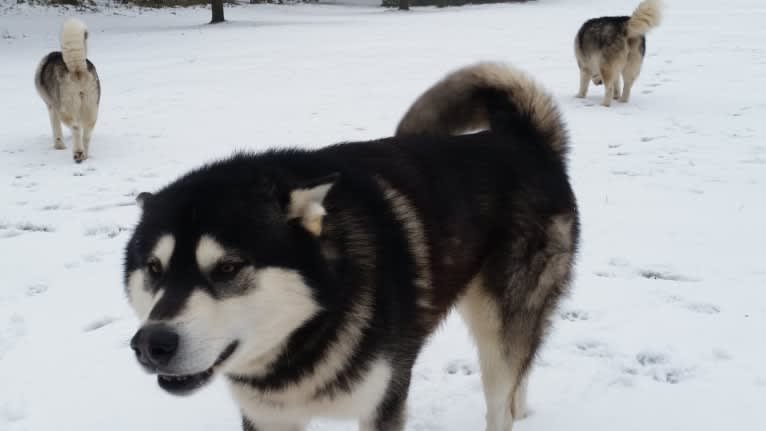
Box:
[395,62,568,157]
[60,18,88,73]
[627,0,662,38]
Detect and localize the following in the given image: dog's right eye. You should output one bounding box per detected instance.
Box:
[147,258,163,276]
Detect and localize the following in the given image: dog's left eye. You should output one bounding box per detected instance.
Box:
[219,263,237,273]
[211,261,244,280]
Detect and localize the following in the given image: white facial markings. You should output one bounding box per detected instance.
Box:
[149,266,321,377]
[151,234,176,270]
[196,235,226,273]
[221,267,322,373]
[127,269,164,322]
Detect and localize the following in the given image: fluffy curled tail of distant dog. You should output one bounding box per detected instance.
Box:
[627,0,662,38]
[395,62,568,158]
[60,18,89,74]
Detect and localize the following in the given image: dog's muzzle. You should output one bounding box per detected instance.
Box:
[130,324,238,396]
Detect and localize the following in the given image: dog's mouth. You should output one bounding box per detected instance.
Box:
[156,342,238,396]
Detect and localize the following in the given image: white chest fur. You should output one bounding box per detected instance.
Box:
[229,360,392,424]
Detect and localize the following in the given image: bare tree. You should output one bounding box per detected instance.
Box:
[211,0,225,24]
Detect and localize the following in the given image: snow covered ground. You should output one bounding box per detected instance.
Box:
[1,0,765,429]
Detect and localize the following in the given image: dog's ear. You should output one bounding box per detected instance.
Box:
[136,192,154,210]
[286,173,339,237]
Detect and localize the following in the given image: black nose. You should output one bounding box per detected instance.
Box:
[130,324,179,369]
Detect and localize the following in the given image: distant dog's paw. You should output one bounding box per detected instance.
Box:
[54,139,65,150]
[73,150,87,163]
[575,93,586,99]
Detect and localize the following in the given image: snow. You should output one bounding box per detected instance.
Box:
[1,0,765,430]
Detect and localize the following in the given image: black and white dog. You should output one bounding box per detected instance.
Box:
[124,62,579,431]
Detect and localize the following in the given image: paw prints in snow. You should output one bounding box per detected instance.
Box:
[623,351,694,384]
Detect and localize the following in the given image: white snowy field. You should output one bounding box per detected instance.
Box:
[1,0,765,430]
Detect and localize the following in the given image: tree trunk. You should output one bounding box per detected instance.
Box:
[211,0,225,24]
[399,0,410,10]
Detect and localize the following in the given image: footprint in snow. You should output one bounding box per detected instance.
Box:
[26,283,48,296]
[638,268,699,282]
[0,222,55,238]
[83,316,119,332]
[83,253,103,263]
[84,224,131,239]
[0,314,27,360]
[666,295,720,314]
[560,309,590,322]
[631,351,693,384]
[445,359,478,376]
[0,400,26,423]
[575,340,610,358]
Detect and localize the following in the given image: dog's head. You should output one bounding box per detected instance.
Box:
[123,157,338,395]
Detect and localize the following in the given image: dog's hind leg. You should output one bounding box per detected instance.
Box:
[576,67,590,98]
[71,125,86,163]
[360,367,410,431]
[599,66,617,107]
[462,216,577,431]
[459,277,523,431]
[47,106,65,149]
[83,126,94,158]
[620,53,643,103]
[613,75,622,100]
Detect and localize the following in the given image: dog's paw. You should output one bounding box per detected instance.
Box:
[575,93,586,99]
[73,150,88,163]
[54,139,65,150]
[619,97,629,103]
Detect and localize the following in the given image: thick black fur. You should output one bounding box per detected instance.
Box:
[125,105,577,428]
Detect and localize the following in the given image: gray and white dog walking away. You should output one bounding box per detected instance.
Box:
[575,0,662,106]
[123,62,579,431]
[35,18,100,162]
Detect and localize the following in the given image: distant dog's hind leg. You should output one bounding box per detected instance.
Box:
[613,75,622,100]
[47,105,65,149]
[620,53,643,103]
[599,66,617,107]
[71,125,86,163]
[576,67,589,98]
[83,126,94,158]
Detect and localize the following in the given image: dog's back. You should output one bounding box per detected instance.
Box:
[576,16,646,65]
[35,52,100,112]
